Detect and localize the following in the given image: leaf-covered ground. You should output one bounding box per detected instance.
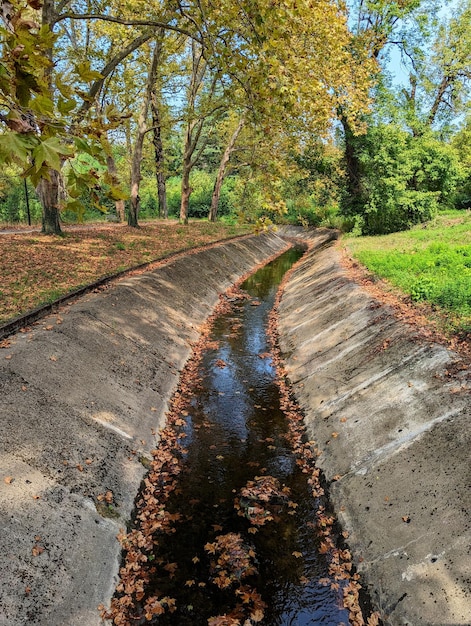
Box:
[0,220,250,325]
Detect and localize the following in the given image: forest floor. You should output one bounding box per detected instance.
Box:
[0,220,250,326]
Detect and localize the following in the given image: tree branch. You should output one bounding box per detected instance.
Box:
[54,12,203,43]
[76,31,155,119]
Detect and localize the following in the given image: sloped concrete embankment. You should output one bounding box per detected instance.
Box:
[0,232,288,626]
[278,228,471,626]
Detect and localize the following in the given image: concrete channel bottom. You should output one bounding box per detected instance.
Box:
[0,227,469,625]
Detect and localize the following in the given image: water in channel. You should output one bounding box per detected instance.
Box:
[144,246,351,625]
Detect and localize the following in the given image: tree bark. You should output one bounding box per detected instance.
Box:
[106,153,126,222]
[128,40,161,228]
[37,169,62,234]
[150,32,167,218]
[209,117,244,222]
[151,103,167,218]
[179,42,211,224]
[340,114,365,212]
[128,117,146,227]
[35,0,62,234]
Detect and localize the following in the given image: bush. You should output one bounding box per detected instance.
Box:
[0,173,42,223]
[346,125,463,235]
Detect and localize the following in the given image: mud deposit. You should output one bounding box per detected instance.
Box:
[108,247,374,625]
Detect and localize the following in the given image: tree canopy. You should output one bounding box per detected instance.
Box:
[0,0,469,234]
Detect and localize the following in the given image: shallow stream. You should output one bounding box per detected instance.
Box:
[136,247,354,624]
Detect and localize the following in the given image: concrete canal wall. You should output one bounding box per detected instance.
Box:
[0,232,288,626]
[278,228,471,626]
[1,226,469,626]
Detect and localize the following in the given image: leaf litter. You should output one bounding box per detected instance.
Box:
[101,244,381,626]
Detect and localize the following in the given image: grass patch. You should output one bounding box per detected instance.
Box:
[345,210,471,335]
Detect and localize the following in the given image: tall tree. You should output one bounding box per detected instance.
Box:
[339,0,428,213]
[128,38,164,227]
[400,0,471,133]
[0,0,201,233]
[179,40,223,224]
[209,115,245,221]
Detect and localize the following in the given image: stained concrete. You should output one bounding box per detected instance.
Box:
[278,228,471,626]
[1,227,470,626]
[0,232,288,626]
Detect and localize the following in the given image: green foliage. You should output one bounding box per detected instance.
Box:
[164,171,236,219]
[0,171,42,223]
[346,211,471,331]
[344,124,464,234]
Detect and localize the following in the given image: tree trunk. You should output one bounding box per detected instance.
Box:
[128,40,161,228]
[209,118,244,222]
[106,153,125,222]
[152,110,167,217]
[150,35,168,218]
[179,42,210,225]
[340,115,364,213]
[180,160,191,225]
[128,127,145,227]
[36,0,62,234]
[37,169,62,234]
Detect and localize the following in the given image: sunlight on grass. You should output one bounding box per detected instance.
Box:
[345,210,471,334]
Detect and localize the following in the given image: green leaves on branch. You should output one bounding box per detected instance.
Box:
[74,61,103,83]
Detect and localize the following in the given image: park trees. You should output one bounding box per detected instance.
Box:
[0,0,200,233]
[328,0,471,234]
[0,0,382,231]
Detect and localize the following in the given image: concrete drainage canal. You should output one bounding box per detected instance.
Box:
[103,245,379,626]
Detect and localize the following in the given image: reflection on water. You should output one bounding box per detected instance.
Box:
[146,247,351,625]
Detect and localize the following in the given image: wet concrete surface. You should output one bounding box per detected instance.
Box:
[1,227,469,625]
[278,227,471,625]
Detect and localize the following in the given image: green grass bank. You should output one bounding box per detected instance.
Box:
[344,210,471,336]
